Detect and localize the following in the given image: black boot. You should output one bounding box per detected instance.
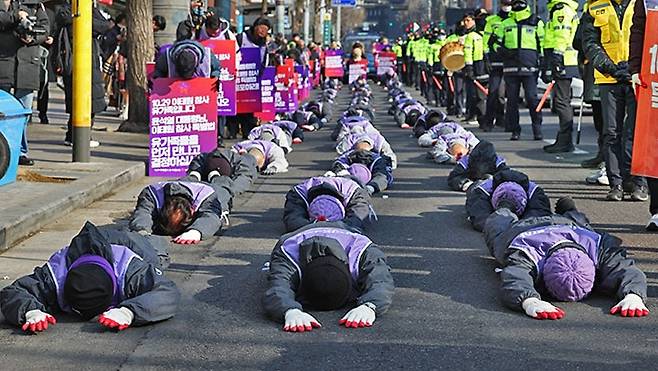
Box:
[581,152,604,168]
[543,133,573,153]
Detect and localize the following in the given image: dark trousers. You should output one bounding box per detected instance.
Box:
[446,74,465,116]
[227,113,257,139]
[504,73,542,136]
[648,178,658,215]
[599,83,646,188]
[418,62,430,98]
[553,78,575,143]
[589,100,604,157]
[465,77,486,125]
[483,69,505,129]
[37,71,49,122]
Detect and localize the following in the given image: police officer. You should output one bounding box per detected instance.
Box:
[415,30,430,96]
[581,0,648,202]
[542,0,580,153]
[483,0,512,131]
[463,13,487,128]
[392,37,404,78]
[429,28,447,107]
[406,32,417,88]
[494,0,544,141]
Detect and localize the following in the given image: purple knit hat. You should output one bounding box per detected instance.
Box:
[308,195,345,222]
[543,247,595,301]
[347,163,372,186]
[491,181,527,216]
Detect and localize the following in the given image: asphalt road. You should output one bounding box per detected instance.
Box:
[0,85,657,370]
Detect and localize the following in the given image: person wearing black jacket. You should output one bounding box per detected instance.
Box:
[0,0,50,166]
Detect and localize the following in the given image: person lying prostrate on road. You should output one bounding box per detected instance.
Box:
[412,110,449,138]
[448,141,509,192]
[302,99,333,121]
[331,114,379,142]
[417,121,468,147]
[0,222,180,333]
[185,148,259,211]
[483,197,649,320]
[248,123,293,154]
[152,39,220,79]
[231,139,289,175]
[427,133,480,164]
[130,181,224,244]
[283,176,373,233]
[262,222,394,332]
[327,149,394,195]
[466,169,551,232]
[271,118,304,144]
[336,133,398,169]
[291,108,326,132]
[394,99,427,129]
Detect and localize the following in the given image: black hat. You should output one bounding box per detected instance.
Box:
[252,17,272,29]
[64,264,114,320]
[206,155,232,177]
[174,49,198,79]
[301,253,352,310]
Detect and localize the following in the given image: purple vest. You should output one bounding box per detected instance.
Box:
[345,132,386,152]
[272,120,298,133]
[247,124,284,141]
[476,178,539,199]
[239,33,267,64]
[281,227,372,280]
[46,245,141,312]
[232,140,275,162]
[294,177,361,207]
[457,154,506,169]
[197,26,235,42]
[509,225,602,271]
[166,41,212,78]
[148,181,216,211]
[428,122,464,137]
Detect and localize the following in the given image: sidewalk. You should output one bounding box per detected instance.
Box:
[0,86,147,252]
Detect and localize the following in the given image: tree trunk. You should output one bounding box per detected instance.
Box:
[118,0,154,133]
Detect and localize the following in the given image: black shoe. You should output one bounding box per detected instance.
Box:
[631,185,649,202]
[581,155,604,169]
[18,156,34,166]
[39,115,49,125]
[533,134,543,141]
[510,133,520,141]
[606,185,624,201]
[543,142,575,153]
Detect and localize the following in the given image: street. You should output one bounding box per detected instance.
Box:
[1,85,657,370]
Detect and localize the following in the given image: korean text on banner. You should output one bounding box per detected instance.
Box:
[377,51,397,76]
[256,66,276,121]
[149,78,218,177]
[631,4,658,178]
[348,60,368,83]
[201,39,237,116]
[325,49,344,77]
[237,47,262,113]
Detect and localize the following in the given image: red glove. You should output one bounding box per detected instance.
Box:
[610,294,650,317]
[98,307,134,331]
[522,298,565,320]
[22,310,56,333]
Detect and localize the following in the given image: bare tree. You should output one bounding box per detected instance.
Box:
[339,6,365,39]
[118,0,154,133]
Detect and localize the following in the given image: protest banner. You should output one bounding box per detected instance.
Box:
[377,51,397,76]
[149,78,218,177]
[201,39,237,115]
[275,62,293,113]
[236,47,262,113]
[255,66,276,121]
[348,59,368,83]
[631,2,658,178]
[324,49,344,77]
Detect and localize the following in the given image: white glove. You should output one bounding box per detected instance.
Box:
[366,185,375,195]
[522,298,565,320]
[631,73,645,93]
[22,309,56,332]
[189,171,202,181]
[98,307,134,331]
[262,167,278,175]
[173,229,201,244]
[283,309,321,332]
[336,169,350,177]
[461,180,474,192]
[610,293,649,317]
[339,303,376,328]
[323,170,337,177]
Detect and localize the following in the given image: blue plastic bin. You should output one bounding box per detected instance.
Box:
[0,89,32,187]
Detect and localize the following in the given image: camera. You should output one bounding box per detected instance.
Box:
[15,0,46,40]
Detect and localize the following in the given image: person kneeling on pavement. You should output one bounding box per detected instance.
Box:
[283,176,374,233]
[0,222,180,332]
[466,169,551,232]
[262,222,394,331]
[327,148,394,195]
[129,181,224,244]
[448,141,509,192]
[483,197,649,320]
[248,123,293,154]
[231,139,289,175]
[185,148,259,212]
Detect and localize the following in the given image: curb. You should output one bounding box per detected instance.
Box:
[0,162,145,252]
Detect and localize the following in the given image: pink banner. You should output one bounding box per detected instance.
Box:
[201,39,237,116]
[377,51,396,76]
[348,59,368,83]
[237,47,262,113]
[148,78,218,177]
[324,49,344,78]
[255,66,276,121]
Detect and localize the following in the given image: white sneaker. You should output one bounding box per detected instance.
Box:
[90,140,100,148]
[64,140,72,146]
[586,167,609,186]
[647,214,658,231]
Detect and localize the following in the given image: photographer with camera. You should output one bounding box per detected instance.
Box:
[0,0,50,166]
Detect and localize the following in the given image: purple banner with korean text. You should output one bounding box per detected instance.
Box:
[149,78,218,177]
[237,47,262,113]
[201,39,237,116]
[256,66,276,121]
